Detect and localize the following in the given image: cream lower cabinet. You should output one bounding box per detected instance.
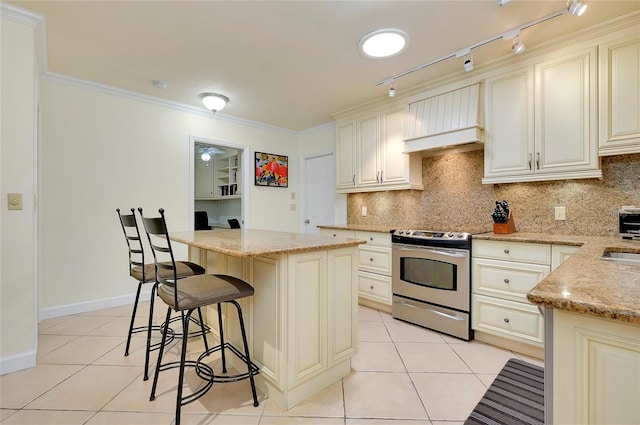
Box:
[483,46,601,184]
[472,240,551,356]
[191,246,358,410]
[319,229,392,312]
[552,309,640,425]
[598,33,640,156]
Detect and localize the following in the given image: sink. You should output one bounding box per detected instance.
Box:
[601,249,640,265]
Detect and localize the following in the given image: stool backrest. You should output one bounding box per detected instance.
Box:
[117,208,146,281]
[228,218,241,229]
[138,208,180,307]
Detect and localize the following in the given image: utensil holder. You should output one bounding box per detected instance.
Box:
[493,212,516,234]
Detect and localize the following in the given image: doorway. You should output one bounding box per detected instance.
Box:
[190,136,249,230]
[304,154,335,234]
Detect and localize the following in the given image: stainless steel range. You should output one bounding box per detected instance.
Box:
[391,229,473,341]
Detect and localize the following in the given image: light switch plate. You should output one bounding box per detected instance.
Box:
[8,193,23,210]
[361,206,367,217]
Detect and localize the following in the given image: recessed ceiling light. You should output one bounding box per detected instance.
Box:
[359,29,408,58]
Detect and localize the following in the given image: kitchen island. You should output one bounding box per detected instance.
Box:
[477,232,640,425]
[169,229,365,410]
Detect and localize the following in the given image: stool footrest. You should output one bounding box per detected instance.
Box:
[196,342,260,383]
[164,315,211,339]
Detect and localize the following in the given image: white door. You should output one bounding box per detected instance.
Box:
[304,154,335,234]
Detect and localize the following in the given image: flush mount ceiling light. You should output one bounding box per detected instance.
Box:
[567,0,587,16]
[199,92,229,113]
[359,29,408,58]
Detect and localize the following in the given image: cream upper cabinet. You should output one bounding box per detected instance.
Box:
[598,35,640,156]
[336,121,356,190]
[335,104,422,193]
[483,47,601,184]
[195,158,215,199]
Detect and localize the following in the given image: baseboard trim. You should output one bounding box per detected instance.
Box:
[39,289,152,320]
[0,350,36,375]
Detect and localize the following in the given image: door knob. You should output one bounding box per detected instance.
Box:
[304,219,310,224]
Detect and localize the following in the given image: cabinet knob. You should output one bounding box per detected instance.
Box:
[369,237,374,241]
[370,258,374,262]
[504,278,510,284]
[333,234,337,237]
[503,317,510,323]
[370,285,374,290]
[504,249,510,254]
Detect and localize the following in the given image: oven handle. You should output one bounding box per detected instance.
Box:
[395,300,465,321]
[394,246,468,258]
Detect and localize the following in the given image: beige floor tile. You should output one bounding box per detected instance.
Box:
[432,422,464,425]
[343,372,428,420]
[357,322,391,342]
[181,413,260,425]
[91,337,148,367]
[79,302,138,317]
[37,316,73,332]
[39,315,119,336]
[515,353,545,368]
[36,334,79,357]
[0,364,83,408]
[450,342,515,374]
[384,320,446,343]
[102,367,184,413]
[358,305,382,322]
[38,335,124,365]
[88,316,138,336]
[25,365,140,411]
[182,378,265,416]
[411,372,486,421]
[0,409,94,424]
[0,410,17,421]
[351,342,404,372]
[396,342,471,373]
[347,420,431,425]
[84,411,174,424]
[476,373,498,388]
[262,380,344,418]
[441,334,469,344]
[260,417,345,425]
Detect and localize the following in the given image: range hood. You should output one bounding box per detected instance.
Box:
[404,83,483,157]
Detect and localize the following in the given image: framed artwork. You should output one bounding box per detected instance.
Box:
[255,152,288,187]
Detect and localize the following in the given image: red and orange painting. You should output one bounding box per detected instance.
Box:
[255,152,288,187]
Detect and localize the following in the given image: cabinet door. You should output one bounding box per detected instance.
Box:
[551,244,580,271]
[535,48,598,174]
[336,121,356,189]
[599,36,640,155]
[356,114,380,187]
[483,67,535,180]
[194,157,214,198]
[379,104,409,185]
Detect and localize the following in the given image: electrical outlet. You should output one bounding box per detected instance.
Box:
[290,204,296,212]
[361,206,367,217]
[555,206,566,221]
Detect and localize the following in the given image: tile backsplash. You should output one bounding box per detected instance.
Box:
[347,151,640,236]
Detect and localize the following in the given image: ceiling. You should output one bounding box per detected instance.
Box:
[7,0,640,131]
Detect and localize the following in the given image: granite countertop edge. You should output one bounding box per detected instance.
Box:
[475,232,640,325]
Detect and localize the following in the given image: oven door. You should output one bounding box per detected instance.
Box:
[392,243,470,312]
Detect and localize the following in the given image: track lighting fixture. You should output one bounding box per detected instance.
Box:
[463,54,474,72]
[567,0,587,16]
[512,35,526,55]
[199,92,229,113]
[497,0,513,5]
[388,80,396,97]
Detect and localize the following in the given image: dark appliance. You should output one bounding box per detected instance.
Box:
[619,207,640,240]
[391,229,473,340]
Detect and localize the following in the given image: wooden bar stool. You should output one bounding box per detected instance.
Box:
[116,208,210,380]
[139,208,259,425]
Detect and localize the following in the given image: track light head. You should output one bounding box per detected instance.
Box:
[567,0,587,16]
[388,81,396,97]
[463,54,474,72]
[512,36,525,55]
[497,0,513,5]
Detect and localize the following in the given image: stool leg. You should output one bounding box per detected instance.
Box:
[217,304,227,373]
[175,310,193,425]
[231,300,259,407]
[124,281,143,356]
[196,307,209,352]
[143,282,158,381]
[150,306,172,401]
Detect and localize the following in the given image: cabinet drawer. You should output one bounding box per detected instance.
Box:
[358,271,391,305]
[473,240,551,265]
[355,231,391,247]
[358,245,391,275]
[472,258,550,302]
[472,295,543,346]
[319,228,355,239]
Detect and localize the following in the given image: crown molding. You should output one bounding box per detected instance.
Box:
[1,2,48,72]
[298,121,335,137]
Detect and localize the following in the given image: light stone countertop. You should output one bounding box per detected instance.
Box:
[475,232,640,324]
[317,224,395,233]
[170,229,366,258]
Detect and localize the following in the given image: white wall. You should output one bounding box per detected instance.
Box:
[0,10,38,373]
[38,78,299,316]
